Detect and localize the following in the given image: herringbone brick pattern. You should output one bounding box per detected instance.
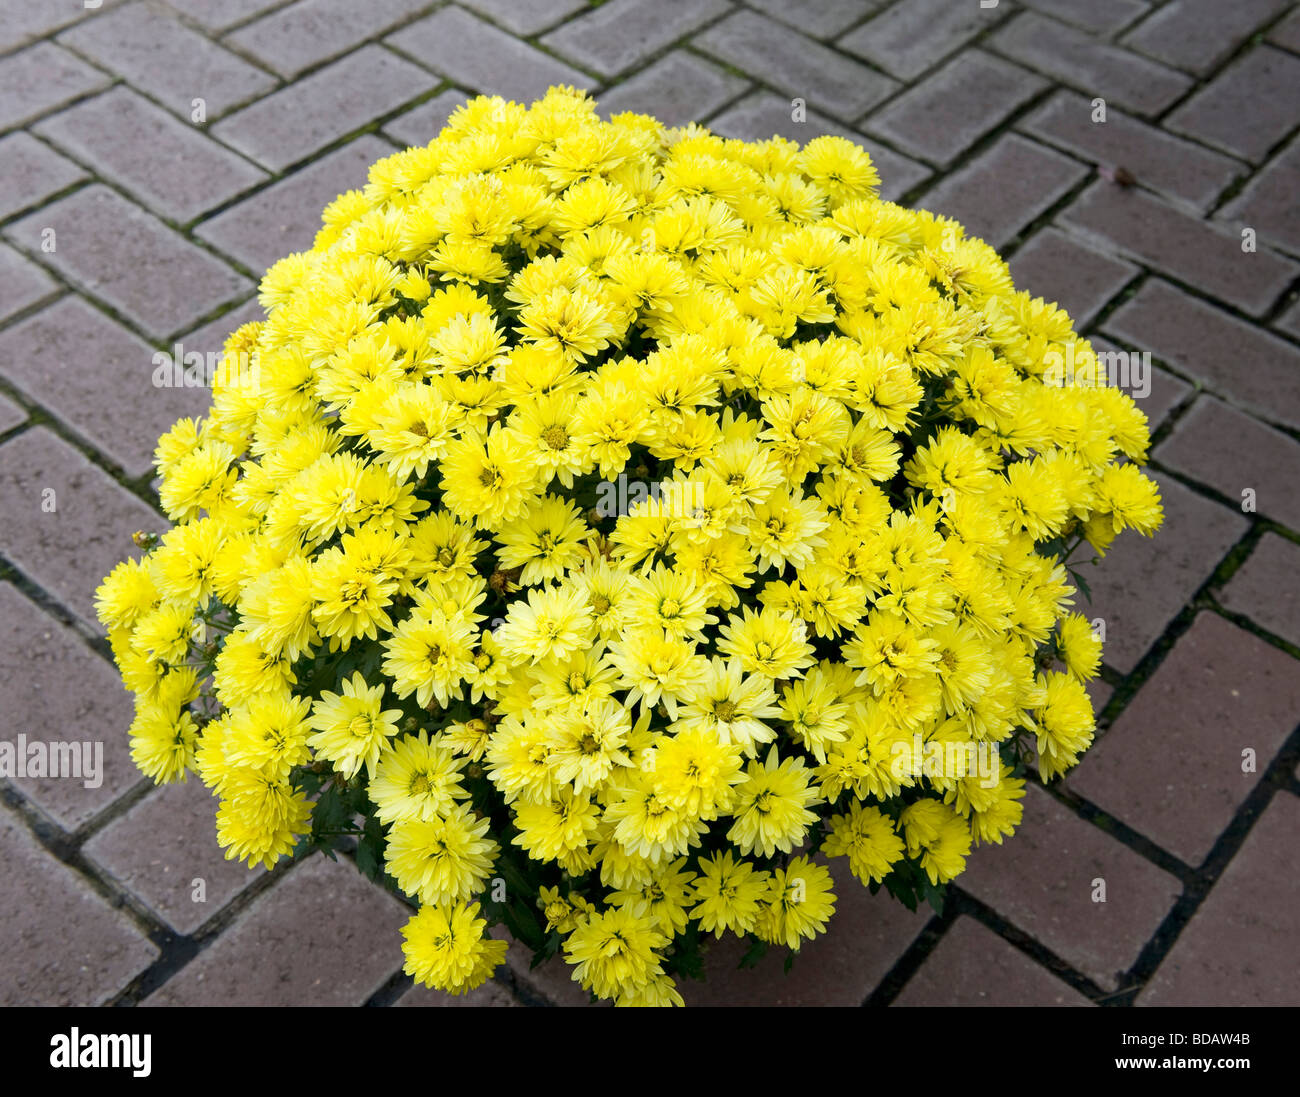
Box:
[2,0,1297,1007]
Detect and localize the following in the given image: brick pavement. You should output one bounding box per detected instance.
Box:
[1,0,1297,1008]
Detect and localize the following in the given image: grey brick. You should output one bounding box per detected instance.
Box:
[840,0,1007,80]
[0,132,88,220]
[1157,396,1300,531]
[0,244,58,323]
[382,88,471,148]
[0,297,211,478]
[387,7,594,105]
[1071,612,1300,866]
[457,0,588,36]
[1015,0,1151,36]
[227,0,434,78]
[0,42,110,131]
[144,855,409,1005]
[1122,0,1290,75]
[1010,227,1138,327]
[597,51,749,128]
[705,91,931,202]
[0,392,26,435]
[0,427,163,630]
[542,0,733,79]
[1139,791,1300,1005]
[917,133,1088,250]
[212,45,429,172]
[1086,335,1192,432]
[196,135,390,273]
[1104,279,1300,430]
[1166,46,1300,164]
[59,3,277,120]
[84,779,263,934]
[396,978,519,1006]
[0,582,141,828]
[863,50,1047,166]
[960,785,1181,990]
[694,10,899,123]
[749,0,884,39]
[34,87,268,223]
[179,296,266,359]
[1082,471,1247,674]
[1220,533,1300,649]
[1059,182,1298,317]
[5,185,250,338]
[1270,6,1300,53]
[895,916,1092,1006]
[164,0,290,31]
[1219,140,1300,258]
[0,0,127,50]
[0,801,158,1006]
[989,11,1192,115]
[1274,297,1300,341]
[1019,90,1243,213]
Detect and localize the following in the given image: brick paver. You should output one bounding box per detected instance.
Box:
[694,9,900,122]
[144,854,408,1006]
[1010,228,1139,327]
[0,42,111,132]
[839,0,1005,81]
[863,50,1048,166]
[195,135,392,272]
[0,131,88,220]
[1104,279,1300,430]
[5,185,251,338]
[960,785,1182,990]
[33,87,269,224]
[59,3,278,120]
[0,392,27,436]
[0,243,58,323]
[894,916,1092,1007]
[2,0,1297,1011]
[1138,791,1300,1005]
[0,581,140,829]
[0,297,211,478]
[0,427,163,629]
[1071,613,1300,866]
[387,7,594,104]
[1059,182,1297,317]
[1121,0,1291,76]
[1218,533,1300,649]
[383,87,471,148]
[1079,472,1247,674]
[1018,90,1243,213]
[597,51,749,127]
[1165,45,1300,163]
[1218,138,1300,256]
[1017,0,1150,37]
[1157,397,1300,531]
[543,0,733,78]
[83,778,262,935]
[988,11,1192,115]
[0,802,158,1006]
[211,45,430,173]
[917,132,1088,250]
[226,0,435,78]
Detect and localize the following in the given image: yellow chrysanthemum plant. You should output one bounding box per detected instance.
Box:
[96,87,1162,1006]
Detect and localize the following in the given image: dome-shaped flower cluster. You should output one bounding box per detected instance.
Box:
[96,87,1161,1006]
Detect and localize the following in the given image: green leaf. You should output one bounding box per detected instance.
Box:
[921,879,947,918]
[737,936,769,971]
